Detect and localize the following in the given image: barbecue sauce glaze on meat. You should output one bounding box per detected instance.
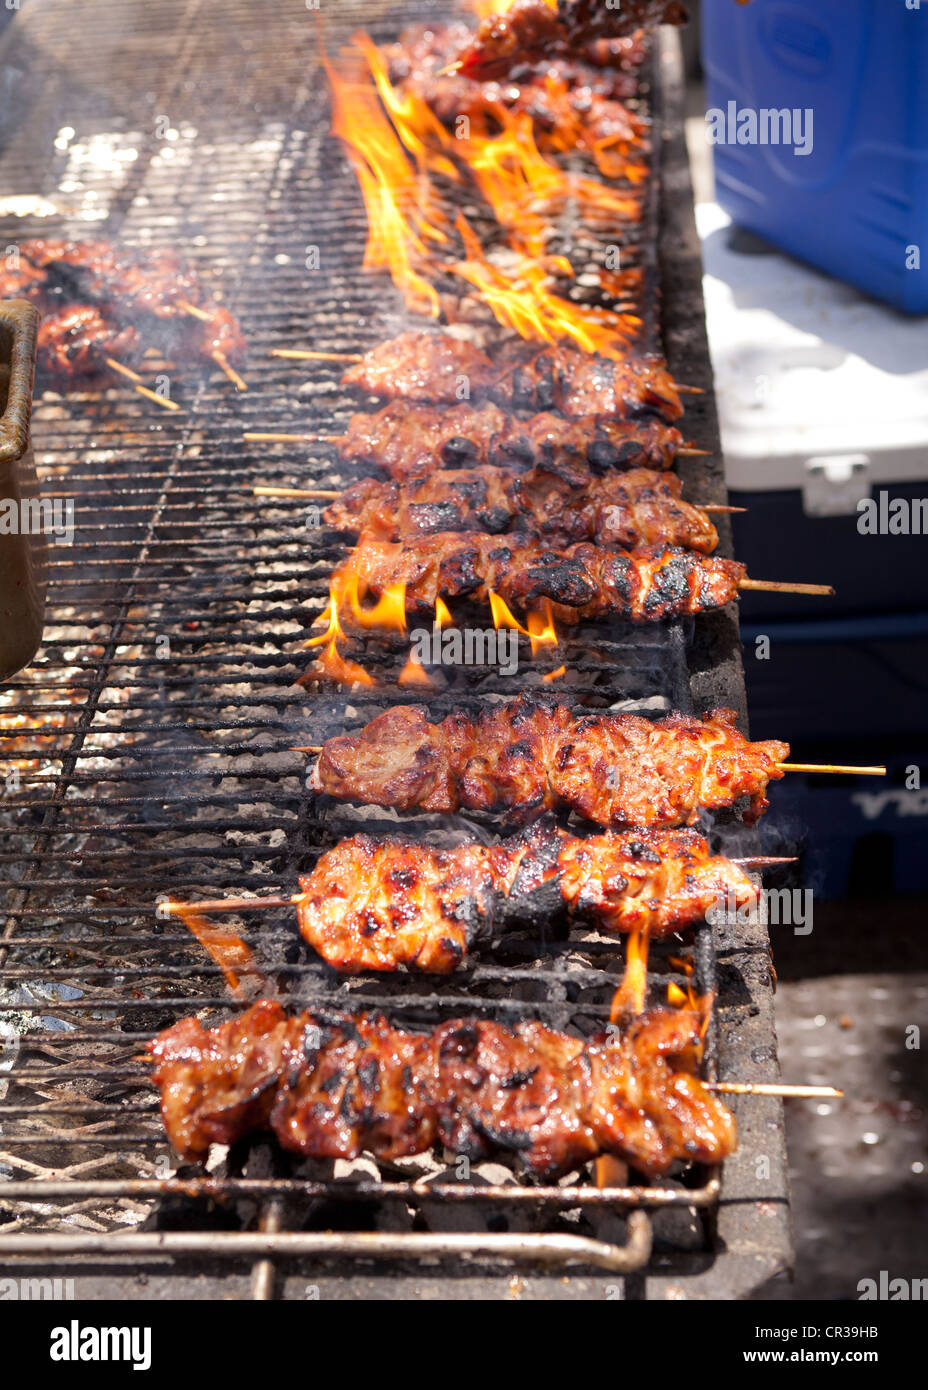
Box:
[340,331,683,420]
[295,821,760,973]
[325,465,719,553]
[35,305,139,380]
[384,19,650,168]
[454,0,688,82]
[334,403,685,481]
[0,237,247,379]
[148,999,736,1179]
[311,694,788,828]
[328,534,744,624]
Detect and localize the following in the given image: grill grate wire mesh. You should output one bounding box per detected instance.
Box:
[0,0,758,1280]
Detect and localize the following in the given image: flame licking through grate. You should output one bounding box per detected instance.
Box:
[324,31,644,355]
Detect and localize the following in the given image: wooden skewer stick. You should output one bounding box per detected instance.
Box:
[130,382,183,412]
[778,762,886,777]
[263,437,712,457]
[134,1058,829,1097]
[253,485,340,500]
[104,356,145,385]
[243,432,340,444]
[243,436,731,496]
[703,505,746,514]
[105,356,182,412]
[164,895,299,914]
[292,744,879,779]
[272,348,707,401]
[174,299,248,391]
[175,298,211,322]
[212,348,248,392]
[299,577,831,601]
[732,857,797,867]
[708,1083,843,1099]
[250,482,744,513]
[271,348,362,362]
[164,855,798,914]
[740,579,835,597]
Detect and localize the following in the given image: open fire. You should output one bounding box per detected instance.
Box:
[323,30,644,357]
[0,0,801,1293]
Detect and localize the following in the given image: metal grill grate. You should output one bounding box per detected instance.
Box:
[0,0,790,1295]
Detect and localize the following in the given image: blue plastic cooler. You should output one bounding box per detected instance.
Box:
[701,0,928,313]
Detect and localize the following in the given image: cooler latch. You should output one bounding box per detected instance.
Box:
[802,454,871,517]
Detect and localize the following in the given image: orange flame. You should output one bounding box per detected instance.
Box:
[470,0,554,17]
[667,980,689,1008]
[324,33,643,357]
[305,585,375,688]
[450,213,641,357]
[489,589,560,659]
[341,570,408,634]
[305,558,408,686]
[527,600,558,657]
[543,663,567,683]
[435,596,453,627]
[321,39,451,317]
[665,956,715,1043]
[488,587,530,636]
[610,927,650,1022]
[168,907,260,998]
[533,73,648,183]
[458,105,640,251]
[398,651,434,687]
[355,33,459,181]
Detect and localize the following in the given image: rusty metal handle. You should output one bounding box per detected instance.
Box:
[0,298,38,464]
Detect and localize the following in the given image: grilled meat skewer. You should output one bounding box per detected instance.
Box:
[19,238,207,319]
[329,532,744,626]
[385,22,650,171]
[322,402,687,481]
[386,19,649,99]
[310,693,789,829]
[34,304,140,382]
[340,331,683,420]
[453,0,688,82]
[295,821,759,973]
[149,998,736,1179]
[5,237,246,374]
[325,465,720,553]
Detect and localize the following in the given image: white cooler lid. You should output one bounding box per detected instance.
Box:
[696,203,928,505]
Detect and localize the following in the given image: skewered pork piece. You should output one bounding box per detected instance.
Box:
[295,821,759,973]
[384,23,650,169]
[329,532,743,625]
[341,331,684,420]
[310,693,789,828]
[325,465,719,553]
[35,304,140,381]
[19,238,205,317]
[453,0,687,82]
[148,998,736,1178]
[9,237,246,371]
[0,259,48,300]
[328,402,686,481]
[386,19,649,98]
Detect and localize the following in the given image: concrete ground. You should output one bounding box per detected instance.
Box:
[759,900,928,1299]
